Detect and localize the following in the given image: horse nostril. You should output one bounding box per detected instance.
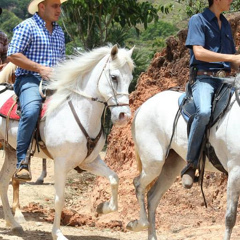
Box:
[119,112,125,120]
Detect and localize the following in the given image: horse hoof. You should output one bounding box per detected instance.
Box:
[12,226,24,236]
[96,202,107,214]
[126,219,149,232]
[35,179,44,185]
[14,214,26,224]
[96,202,117,214]
[126,220,137,231]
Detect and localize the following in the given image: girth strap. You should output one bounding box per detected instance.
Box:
[68,99,103,158]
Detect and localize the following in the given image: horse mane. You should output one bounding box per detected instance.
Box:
[46,46,134,115]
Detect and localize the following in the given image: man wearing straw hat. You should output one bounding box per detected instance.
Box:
[0,7,8,70]
[7,0,67,181]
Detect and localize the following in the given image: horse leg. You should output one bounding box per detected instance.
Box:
[127,146,165,232]
[35,158,47,184]
[224,166,240,240]
[147,151,185,240]
[51,159,68,240]
[12,177,26,224]
[82,155,119,214]
[0,145,23,234]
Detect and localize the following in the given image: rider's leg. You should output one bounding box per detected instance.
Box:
[13,75,43,180]
[182,77,221,188]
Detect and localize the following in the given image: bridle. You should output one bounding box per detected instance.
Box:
[68,54,130,108]
[67,54,131,158]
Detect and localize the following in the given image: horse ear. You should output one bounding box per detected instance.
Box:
[111,44,118,60]
[128,46,135,57]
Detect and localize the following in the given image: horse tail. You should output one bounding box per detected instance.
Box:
[135,148,142,173]
[0,62,17,84]
[135,148,156,191]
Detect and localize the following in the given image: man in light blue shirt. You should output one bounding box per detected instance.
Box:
[7,0,67,181]
[182,0,240,189]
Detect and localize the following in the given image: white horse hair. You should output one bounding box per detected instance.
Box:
[0,45,134,240]
[46,46,134,114]
[127,74,240,240]
[0,62,17,83]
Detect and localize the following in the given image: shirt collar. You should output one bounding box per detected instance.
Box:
[33,13,58,28]
[202,8,227,23]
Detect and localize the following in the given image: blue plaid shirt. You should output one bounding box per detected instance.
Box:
[8,13,65,77]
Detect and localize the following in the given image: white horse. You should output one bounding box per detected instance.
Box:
[127,76,240,240]
[0,45,134,240]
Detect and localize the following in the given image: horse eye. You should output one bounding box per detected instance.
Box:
[111,75,118,81]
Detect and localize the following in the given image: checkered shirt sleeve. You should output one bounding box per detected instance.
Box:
[7,13,65,76]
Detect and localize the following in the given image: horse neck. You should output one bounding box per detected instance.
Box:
[70,55,110,135]
[70,96,105,136]
[81,54,109,100]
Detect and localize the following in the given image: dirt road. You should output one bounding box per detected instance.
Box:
[0,152,240,240]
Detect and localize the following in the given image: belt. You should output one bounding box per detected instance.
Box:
[197,70,230,78]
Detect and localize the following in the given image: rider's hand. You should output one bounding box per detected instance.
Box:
[39,66,53,80]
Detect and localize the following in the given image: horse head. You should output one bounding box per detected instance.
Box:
[46,45,134,127]
[97,45,135,126]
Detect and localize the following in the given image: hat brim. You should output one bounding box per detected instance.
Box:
[28,0,67,15]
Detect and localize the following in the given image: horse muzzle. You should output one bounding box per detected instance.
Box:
[111,106,131,126]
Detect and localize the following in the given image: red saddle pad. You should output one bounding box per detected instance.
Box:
[0,95,48,121]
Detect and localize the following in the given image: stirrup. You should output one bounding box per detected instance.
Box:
[13,162,32,181]
[181,163,199,183]
[181,163,195,177]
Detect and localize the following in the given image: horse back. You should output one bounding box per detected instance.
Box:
[132,90,183,146]
[133,91,182,130]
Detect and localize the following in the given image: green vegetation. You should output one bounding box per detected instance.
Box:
[0,10,21,39]
[1,0,240,92]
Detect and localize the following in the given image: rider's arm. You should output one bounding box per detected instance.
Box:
[193,45,240,71]
[8,53,52,80]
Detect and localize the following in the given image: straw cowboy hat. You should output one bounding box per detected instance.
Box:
[28,0,67,15]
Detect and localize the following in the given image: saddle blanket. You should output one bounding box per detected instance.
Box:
[0,94,48,120]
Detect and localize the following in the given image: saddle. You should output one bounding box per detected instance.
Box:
[178,82,233,174]
[0,84,52,162]
[0,94,48,120]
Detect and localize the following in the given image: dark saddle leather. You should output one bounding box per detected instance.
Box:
[178,83,233,174]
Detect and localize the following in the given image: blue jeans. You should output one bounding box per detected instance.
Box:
[186,76,223,168]
[14,75,43,168]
